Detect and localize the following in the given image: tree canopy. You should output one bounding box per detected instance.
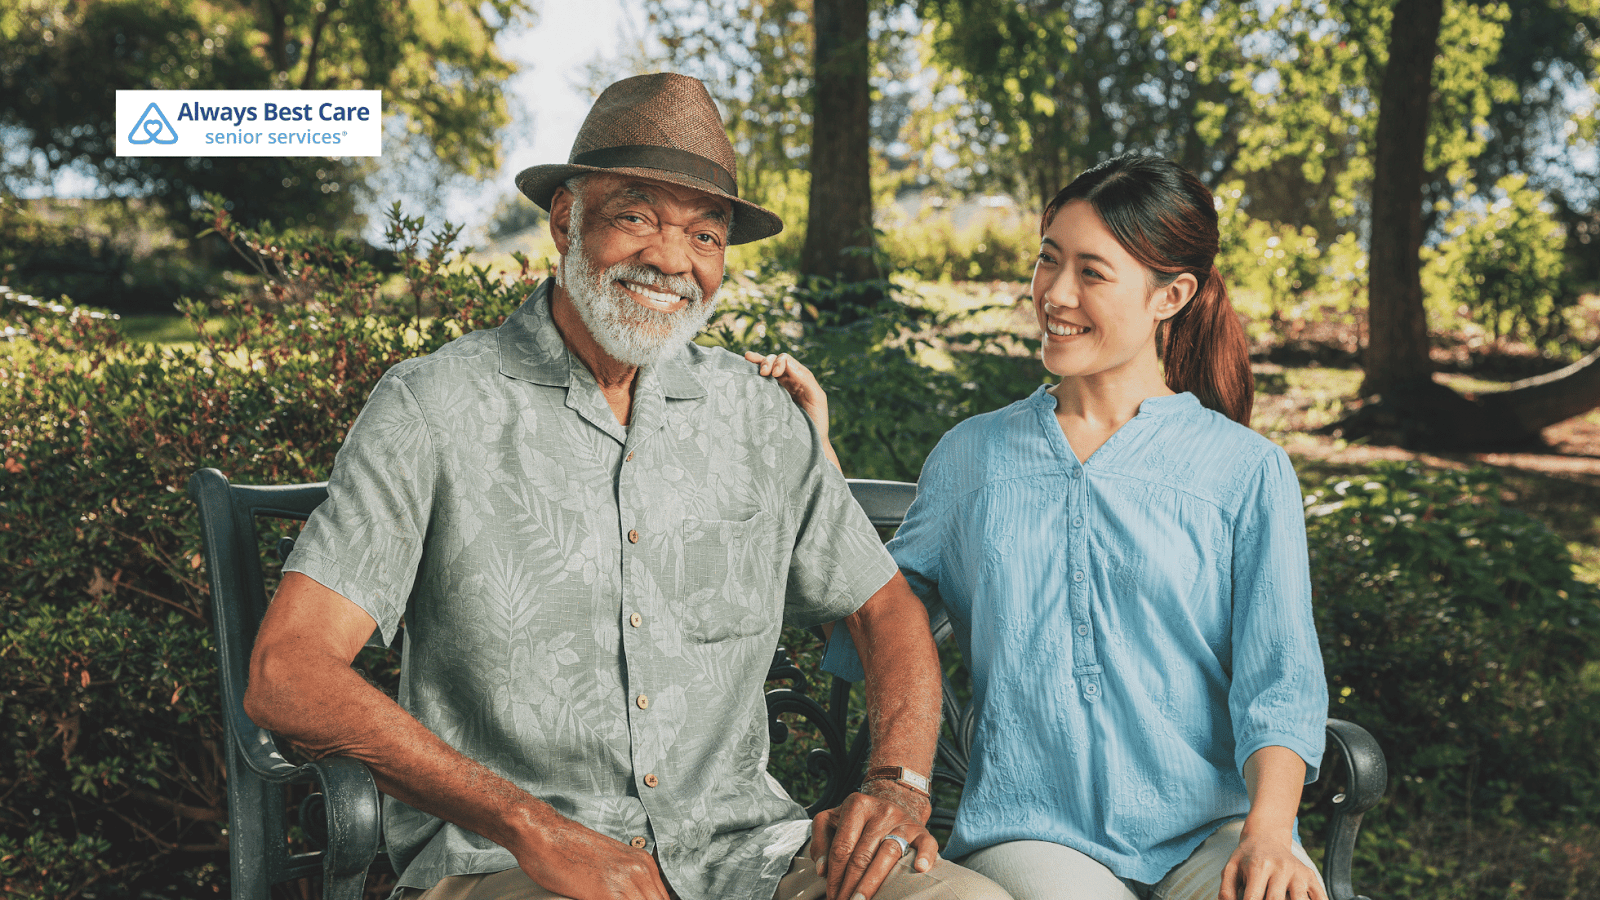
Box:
[0,0,534,229]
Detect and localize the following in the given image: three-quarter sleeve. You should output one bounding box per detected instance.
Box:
[282,371,436,644]
[1226,445,1327,781]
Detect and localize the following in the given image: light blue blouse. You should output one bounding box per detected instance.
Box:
[824,388,1326,884]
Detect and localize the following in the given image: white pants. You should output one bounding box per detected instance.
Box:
[399,846,1011,900]
[958,820,1322,900]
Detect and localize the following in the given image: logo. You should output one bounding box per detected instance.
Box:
[127,103,179,145]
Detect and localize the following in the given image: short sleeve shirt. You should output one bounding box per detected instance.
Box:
[824,388,1326,884]
[284,280,897,899]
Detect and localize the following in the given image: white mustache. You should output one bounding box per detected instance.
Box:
[608,263,703,305]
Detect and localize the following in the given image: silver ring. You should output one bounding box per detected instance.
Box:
[881,834,911,856]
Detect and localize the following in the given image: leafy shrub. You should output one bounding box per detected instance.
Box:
[1422,174,1571,348]
[0,202,536,898]
[875,206,1037,284]
[1305,463,1600,893]
[0,196,222,317]
[709,270,1045,481]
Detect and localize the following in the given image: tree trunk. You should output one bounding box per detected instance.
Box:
[1329,0,1600,448]
[1361,0,1443,399]
[800,0,880,318]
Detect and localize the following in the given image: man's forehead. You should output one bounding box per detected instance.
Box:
[591,175,731,222]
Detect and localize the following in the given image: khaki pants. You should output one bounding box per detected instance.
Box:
[400,847,1011,900]
[958,820,1322,900]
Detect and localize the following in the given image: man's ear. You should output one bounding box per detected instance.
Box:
[549,186,575,256]
[1153,272,1199,322]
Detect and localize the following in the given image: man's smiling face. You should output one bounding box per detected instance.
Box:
[552,174,731,368]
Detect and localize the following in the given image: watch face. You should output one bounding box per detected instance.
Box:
[903,769,929,792]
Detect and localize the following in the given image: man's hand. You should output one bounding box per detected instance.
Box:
[511,816,672,900]
[1218,828,1325,900]
[810,784,937,900]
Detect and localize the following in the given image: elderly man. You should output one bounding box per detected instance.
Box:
[243,74,1007,900]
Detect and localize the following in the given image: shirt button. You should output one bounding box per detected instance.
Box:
[1077,624,1089,636]
[1085,682,1099,696]
[1071,469,1082,479]
[629,612,642,628]
[643,773,659,788]
[628,529,640,543]
[1072,516,1084,528]
[636,694,650,709]
[1073,570,1085,583]
[630,836,647,849]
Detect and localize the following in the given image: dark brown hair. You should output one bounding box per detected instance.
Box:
[1042,154,1253,425]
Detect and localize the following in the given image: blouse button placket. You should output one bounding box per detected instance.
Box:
[1067,461,1102,702]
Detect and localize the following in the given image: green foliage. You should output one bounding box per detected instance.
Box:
[0,0,533,230]
[709,270,1043,481]
[1423,174,1571,347]
[0,202,538,898]
[876,206,1036,284]
[1302,463,1600,897]
[915,0,1241,203]
[0,196,225,315]
[1307,464,1600,826]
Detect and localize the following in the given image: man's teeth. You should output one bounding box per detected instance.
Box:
[1046,322,1089,336]
[624,281,681,305]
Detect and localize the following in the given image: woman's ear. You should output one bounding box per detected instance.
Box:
[1152,272,1199,321]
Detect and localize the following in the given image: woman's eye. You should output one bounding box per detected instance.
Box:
[1082,267,1102,279]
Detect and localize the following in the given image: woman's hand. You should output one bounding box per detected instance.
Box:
[743,350,840,471]
[1218,828,1325,900]
[1225,747,1325,900]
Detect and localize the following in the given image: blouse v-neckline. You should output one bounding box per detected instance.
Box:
[1032,386,1197,469]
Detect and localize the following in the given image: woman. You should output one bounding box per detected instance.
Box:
[749,154,1328,900]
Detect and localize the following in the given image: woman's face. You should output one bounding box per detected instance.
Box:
[1031,199,1190,382]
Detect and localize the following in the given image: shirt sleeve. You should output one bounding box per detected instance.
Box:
[282,370,435,644]
[1227,445,1327,782]
[781,403,898,630]
[820,439,951,683]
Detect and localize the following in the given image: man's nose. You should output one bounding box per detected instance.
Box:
[636,227,696,277]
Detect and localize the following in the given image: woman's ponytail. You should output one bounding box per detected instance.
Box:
[1161,264,1253,425]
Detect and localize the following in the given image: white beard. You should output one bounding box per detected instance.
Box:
[557,196,718,368]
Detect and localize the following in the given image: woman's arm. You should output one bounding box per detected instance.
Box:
[1220,745,1326,900]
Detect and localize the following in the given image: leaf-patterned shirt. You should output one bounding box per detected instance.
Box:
[284,280,897,899]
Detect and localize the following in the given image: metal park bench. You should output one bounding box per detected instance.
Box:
[190,469,1387,900]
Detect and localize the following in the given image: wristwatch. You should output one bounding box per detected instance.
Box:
[861,765,931,798]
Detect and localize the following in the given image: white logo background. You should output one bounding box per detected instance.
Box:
[116,90,382,158]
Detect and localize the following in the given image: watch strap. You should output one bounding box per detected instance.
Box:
[861,765,931,797]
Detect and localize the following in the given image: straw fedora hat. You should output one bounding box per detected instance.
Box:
[515,73,783,245]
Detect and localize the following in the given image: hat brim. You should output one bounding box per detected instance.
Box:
[515,163,783,246]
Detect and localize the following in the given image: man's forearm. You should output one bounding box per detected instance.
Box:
[843,572,942,819]
[245,574,566,865]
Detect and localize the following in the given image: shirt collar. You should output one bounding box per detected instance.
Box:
[1028,385,1199,416]
[497,278,707,400]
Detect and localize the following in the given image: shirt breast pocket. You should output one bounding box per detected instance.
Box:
[676,511,782,643]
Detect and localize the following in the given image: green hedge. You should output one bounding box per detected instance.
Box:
[4,208,1599,898]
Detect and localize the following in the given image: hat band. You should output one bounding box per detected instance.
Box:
[571,145,738,197]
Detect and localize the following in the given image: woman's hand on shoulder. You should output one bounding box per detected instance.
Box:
[743,350,840,470]
[1219,828,1326,900]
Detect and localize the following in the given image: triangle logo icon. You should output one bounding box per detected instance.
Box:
[128,103,179,145]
